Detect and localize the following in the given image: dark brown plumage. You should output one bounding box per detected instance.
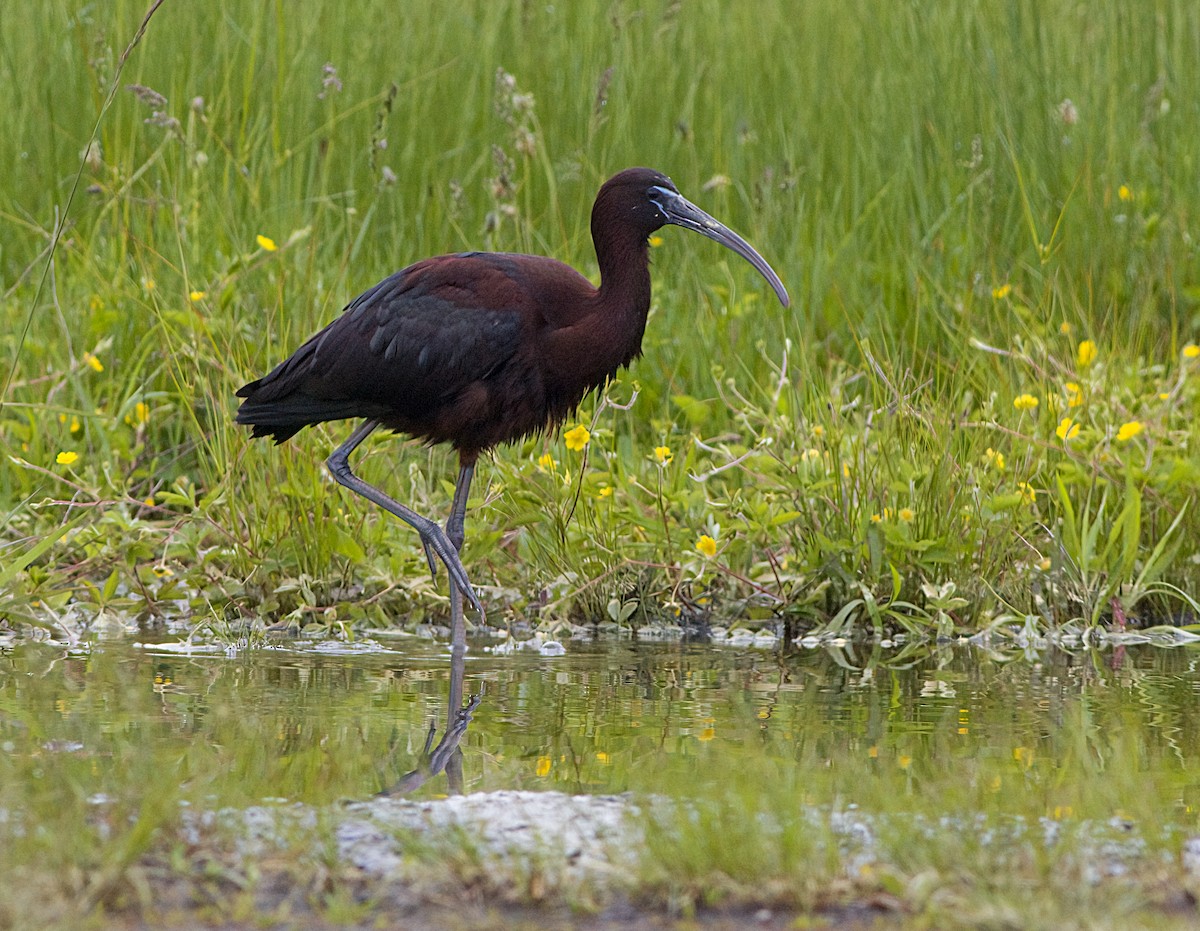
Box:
[236,167,789,643]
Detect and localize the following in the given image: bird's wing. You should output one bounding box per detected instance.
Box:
[241,256,528,420]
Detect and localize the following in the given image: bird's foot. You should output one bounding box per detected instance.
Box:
[419,526,486,621]
[421,540,439,582]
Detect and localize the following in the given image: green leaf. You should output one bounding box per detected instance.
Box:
[331,527,366,562]
[0,520,76,590]
[671,394,712,427]
[101,568,120,601]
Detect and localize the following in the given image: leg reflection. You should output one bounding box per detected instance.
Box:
[378,638,480,797]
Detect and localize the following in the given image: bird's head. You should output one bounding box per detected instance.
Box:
[597,167,790,307]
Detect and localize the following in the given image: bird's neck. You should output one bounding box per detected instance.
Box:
[593,221,653,325]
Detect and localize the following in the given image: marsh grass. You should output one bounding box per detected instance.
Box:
[3,0,1200,634]
[637,696,1194,926]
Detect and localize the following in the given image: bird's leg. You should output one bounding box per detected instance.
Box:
[446,459,475,554]
[445,458,476,659]
[326,419,485,619]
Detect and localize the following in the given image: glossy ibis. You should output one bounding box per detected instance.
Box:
[236,167,789,646]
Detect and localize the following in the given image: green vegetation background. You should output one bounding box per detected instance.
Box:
[3,0,1200,634]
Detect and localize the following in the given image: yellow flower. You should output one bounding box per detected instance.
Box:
[536,452,557,471]
[811,424,825,438]
[1064,382,1083,408]
[563,424,590,451]
[596,752,610,764]
[898,754,912,770]
[1017,482,1036,504]
[597,486,613,498]
[1059,321,1072,335]
[984,447,1006,471]
[869,513,882,524]
[800,447,822,464]
[898,507,915,523]
[696,534,717,558]
[535,756,551,777]
[83,352,104,373]
[1056,417,1080,440]
[648,235,664,248]
[1013,394,1039,411]
[141,277,156,292]
[1118,184,1133,202]
[992,283,1012,300]
[698,727,715,742]
[189,290,207,302]
[1077,340,1097,368]
[125,401,150,427]
[1183,344,1200,359]
[1014,746,1035,768]
[56,451,79,466]
[1116,420,1143,442]
[256,234,278,252]
[654,445,673,464]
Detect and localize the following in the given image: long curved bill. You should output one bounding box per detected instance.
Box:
[650,185,790,307]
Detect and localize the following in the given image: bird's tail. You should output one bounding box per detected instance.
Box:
[235,383,370,444]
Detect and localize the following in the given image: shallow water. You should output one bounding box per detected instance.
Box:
[4,634,1200,812]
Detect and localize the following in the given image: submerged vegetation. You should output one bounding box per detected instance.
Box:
[3,1,1200,636]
